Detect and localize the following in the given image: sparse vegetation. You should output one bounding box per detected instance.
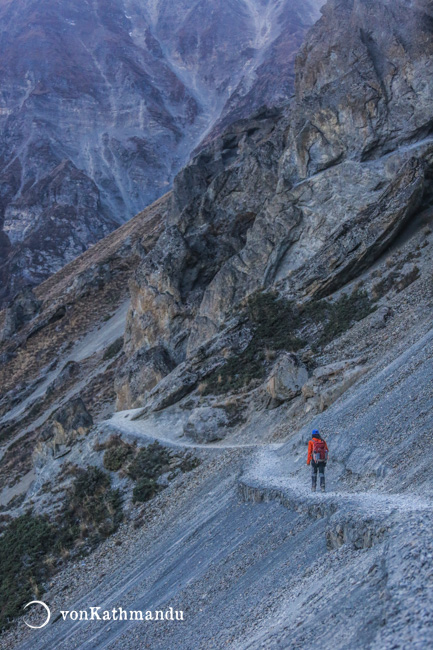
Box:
[104,445,134,471]
[126,442,200,503]
[103,336,124,361]
[98,436,200,503]
[203,288,375,395]
[317,288,375,346]
[102,435,135,471]
[0,465,124,629]
[132,477,159,503]
[127,441,172,482]
[0,442,200,627]
[54,466,123,551]
[0,512,54,628]
[372,264,420,300]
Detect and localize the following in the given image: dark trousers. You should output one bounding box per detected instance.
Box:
[311,462,326,488]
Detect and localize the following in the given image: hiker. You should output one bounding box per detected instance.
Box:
[307,429,329,492]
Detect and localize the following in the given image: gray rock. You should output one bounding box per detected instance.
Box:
[183,407,229,443]
[67,263,111,299]
[115,345,175,411]
[46,361,80,396]
[34,397,93,468]
[0,286,42,341]
[39,397,93,446]
[370,305,393,330]
[266,353,309,403]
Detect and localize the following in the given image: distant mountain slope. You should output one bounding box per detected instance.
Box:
[0,0,322,304]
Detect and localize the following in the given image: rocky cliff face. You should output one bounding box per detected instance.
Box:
[118,0,433,409]
[0,193,168,497]
[2,2,433,645]
[0,0,321,304]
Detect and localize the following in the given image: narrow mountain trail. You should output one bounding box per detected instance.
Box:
[240,448,433,517]
[107,410,433,518]
[106,409,284,451]
[7,408,433,650]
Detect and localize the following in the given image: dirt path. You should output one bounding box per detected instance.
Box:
[106,409,284,451]
[240,448,433,515]
[107,411,433,516]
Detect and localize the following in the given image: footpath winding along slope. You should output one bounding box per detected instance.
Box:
[8,322,433,650]
[108,410,433,516]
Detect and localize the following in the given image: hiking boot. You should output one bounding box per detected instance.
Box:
[320,484,325,492]
[311,485,316,492]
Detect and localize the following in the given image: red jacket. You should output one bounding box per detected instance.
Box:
[307,438,329,465]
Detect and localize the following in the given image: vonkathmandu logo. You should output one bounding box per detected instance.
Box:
[24,601,184,627]
[60,606,185,622]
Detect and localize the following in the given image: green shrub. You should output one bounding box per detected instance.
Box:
[317,289,375,346]
[132,477,159,503]
[0,466,124,629]
[203,288,375,395]
[246,292,307,351]
[56,466,123,550]
[126,442,172,482]
[103,337,124,361]
[103,444,134,472]
[202,345,265,395]
[0,443,200,628]
[127,443,200,502]
[0,512,54,628]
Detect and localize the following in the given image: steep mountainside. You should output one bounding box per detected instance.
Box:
[0,0,321,304]
[0,192,170,502]
[116,0,433,411]
[1,0,433,647]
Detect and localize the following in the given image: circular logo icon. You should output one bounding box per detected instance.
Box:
[24,601,51,629]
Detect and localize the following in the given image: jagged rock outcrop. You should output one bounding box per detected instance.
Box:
[115,346,176,411]
[282,0,433,179]
[0,286,42,342]
[39,397,93,444]
[118,0,433,411]
[123,107,284,365]
[0,0,320,305]
[33,397,94,467]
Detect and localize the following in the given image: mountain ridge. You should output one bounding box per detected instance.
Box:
[0,0,322,305]
[1,0,433,646]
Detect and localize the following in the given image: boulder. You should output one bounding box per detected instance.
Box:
[183,407,229,443]
[33,398,93,470]
[266,353,308,403]
[67,262,111,299]
[370,305,393,330]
